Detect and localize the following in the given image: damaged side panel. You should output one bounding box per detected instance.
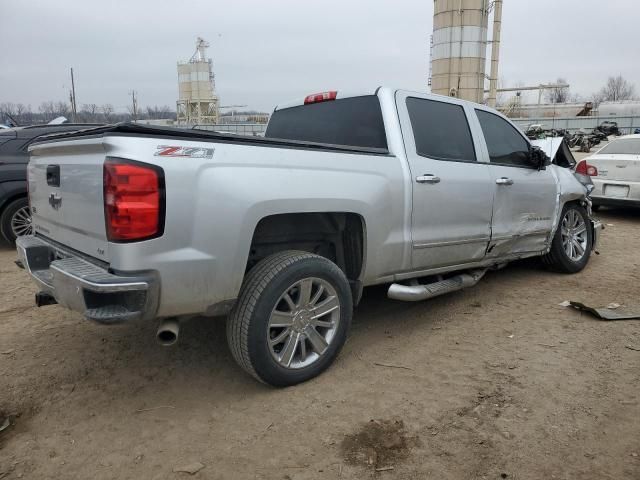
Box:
[485,165,559,258]
[546,165,591,244]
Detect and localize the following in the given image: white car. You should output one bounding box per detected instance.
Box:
[581,134,640,209]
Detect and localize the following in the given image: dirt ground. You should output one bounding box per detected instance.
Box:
[1,207,640,479]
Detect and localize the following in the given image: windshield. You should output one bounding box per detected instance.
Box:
[598,138,640,155]
[265,95,388,150]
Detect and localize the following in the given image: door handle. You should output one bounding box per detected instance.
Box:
[416,174,441,184]
[495,177,514,186]
[46,165,60,187]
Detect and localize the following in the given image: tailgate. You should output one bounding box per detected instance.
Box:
[28,138,109,261]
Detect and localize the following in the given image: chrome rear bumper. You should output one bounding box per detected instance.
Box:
[16,235,158,324]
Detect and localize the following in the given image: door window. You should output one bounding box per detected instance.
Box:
[406,97,476,162]
[476,109,532,168]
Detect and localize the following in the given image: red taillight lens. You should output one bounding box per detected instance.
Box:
[104,159,164,242]
[575,160,598,176]
[304,91,338,105]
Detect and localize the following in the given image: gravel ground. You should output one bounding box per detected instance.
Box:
[1,199,639,479]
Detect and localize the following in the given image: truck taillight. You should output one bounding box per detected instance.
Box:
[103,159,164,242]
[304,91,338,105]
[576,160,598,177]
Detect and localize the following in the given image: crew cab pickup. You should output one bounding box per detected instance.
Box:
[17,88,602,386]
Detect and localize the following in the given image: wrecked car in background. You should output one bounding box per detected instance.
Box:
[16,88,602,386]
[582,134,640,209]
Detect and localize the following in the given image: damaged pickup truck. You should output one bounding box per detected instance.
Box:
[16,88,602,386]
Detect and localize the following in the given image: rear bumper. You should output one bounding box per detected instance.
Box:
[591,196,640,208]
[591,179,640,208]
[16,235,159,324]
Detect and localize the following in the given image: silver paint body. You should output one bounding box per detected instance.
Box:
[25,88,592,319]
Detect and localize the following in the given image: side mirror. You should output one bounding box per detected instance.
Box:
[529,146,550,170]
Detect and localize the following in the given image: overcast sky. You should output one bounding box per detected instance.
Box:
[1,0,638,112]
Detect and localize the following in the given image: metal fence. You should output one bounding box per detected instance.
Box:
[511,115,640,135]
[192,123,267,136]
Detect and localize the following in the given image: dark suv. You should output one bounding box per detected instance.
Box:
[0,124,102,243]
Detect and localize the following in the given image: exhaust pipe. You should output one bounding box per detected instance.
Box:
[156,318,180,346]
[388,269,487,302]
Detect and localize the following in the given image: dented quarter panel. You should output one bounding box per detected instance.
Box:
[545,164,590,249]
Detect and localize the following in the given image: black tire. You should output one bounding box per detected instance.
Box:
[542,203,592,273]
[0,197,31,244]
[226,251,352,387]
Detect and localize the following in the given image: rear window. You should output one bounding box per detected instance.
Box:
[265,95,387,150]
[406,97,476,162]
[598,138,640,155]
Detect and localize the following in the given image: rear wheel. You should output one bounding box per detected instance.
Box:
[0,197,32,244]
[227,251,352,387]
[542,203,592,273]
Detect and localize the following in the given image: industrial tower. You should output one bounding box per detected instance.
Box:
[176,37,220,125]
[429,0,503,106]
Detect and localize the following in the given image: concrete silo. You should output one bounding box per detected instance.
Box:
[430,0,489,103]
[176,38,219,125]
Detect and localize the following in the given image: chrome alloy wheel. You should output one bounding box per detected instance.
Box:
[11,206,32,238]
[561,209,587,262]
[267,277,341,369]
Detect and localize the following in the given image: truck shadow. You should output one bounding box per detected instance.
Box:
[2,245,569,439]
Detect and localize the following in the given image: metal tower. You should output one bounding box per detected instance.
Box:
[176,37,220,125]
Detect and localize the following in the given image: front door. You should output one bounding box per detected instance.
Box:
[396,92,494,270]
[472,108,558,256]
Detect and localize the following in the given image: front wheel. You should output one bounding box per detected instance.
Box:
[226,251,352,387]
[542,203,592,273]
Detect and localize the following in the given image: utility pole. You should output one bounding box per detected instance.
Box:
[487,0,503,108]
[130,90,138,122]
[70,67,78,122]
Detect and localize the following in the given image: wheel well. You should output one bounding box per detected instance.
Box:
[247,212,365,302]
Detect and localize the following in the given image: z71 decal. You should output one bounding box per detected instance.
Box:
[154,145,214,159]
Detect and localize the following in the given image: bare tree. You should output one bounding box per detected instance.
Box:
[598,75,636,102]
[79,103,100,122]
[101,104,114,122]
[145,105,173,120]
[55,101,71,118]
[0,102,16,116]
[39,101,58,121]
[544,78,570,104]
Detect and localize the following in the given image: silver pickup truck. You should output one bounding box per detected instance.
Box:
[17,88,601,386]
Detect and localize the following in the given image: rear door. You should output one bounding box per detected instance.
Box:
[472,108,557,256]
[396,92,494,269]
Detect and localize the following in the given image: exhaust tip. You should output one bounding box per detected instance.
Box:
[156,318,179,346]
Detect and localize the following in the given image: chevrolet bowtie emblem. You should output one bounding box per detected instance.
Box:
[49,192,62,210]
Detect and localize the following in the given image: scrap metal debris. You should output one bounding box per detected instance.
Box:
[373,362,413,371]
[568,302,640,321]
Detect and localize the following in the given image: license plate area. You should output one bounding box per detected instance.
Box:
[604,184,629,198]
